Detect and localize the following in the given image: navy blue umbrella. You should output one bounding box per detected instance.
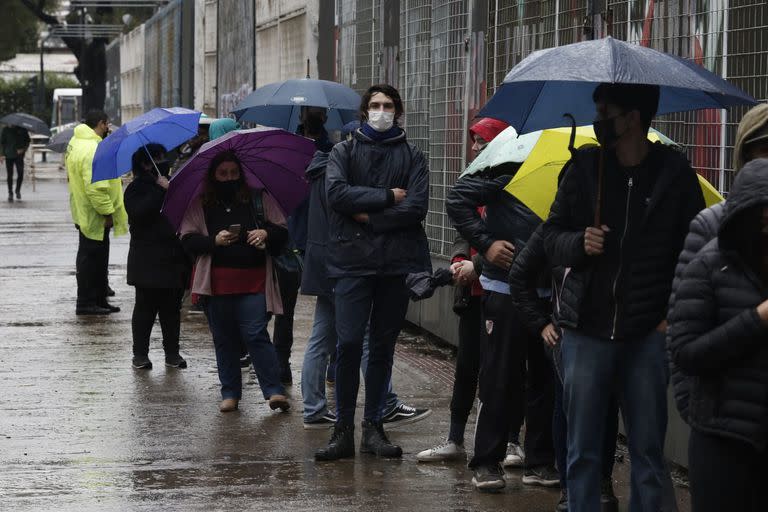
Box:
[92,107,200,183]
[1,113,50,136]
[479,37,757,134]
[232,79,360,132]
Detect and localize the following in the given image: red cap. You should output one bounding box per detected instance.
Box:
[469,118,509,143]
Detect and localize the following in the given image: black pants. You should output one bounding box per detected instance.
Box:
[273,266,301,371]
[470,291,555,469]
[76,228,109,307]
[132,287,184,357]
[6,157,23,195]
[449,295,483,442]
[689,429,768,512]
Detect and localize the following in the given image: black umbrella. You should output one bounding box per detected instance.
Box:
[0,113,51,136]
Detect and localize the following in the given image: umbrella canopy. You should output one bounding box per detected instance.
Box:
[479,37,757,134]
[0,113,50,136]
[232,79,360,132]
[470,124,723,220]
[162,127,315,231]
[46,123,120,153]
[92,107,201,183]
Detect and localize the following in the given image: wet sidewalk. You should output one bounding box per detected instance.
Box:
[0,168,690,511]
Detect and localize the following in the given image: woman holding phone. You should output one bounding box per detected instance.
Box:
[180,150,290,413]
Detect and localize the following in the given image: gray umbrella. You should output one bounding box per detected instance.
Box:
[46,126,75,153]
[0,113,51,136]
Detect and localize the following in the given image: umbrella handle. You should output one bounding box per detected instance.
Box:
[563,113,577,157]
[594,146,604,228]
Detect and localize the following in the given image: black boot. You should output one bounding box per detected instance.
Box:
[360,420,402,458]
[600,477,619,512]
[315,423,355,461]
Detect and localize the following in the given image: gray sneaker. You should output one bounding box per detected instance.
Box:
[416,440,467,462]
[472,464,506,491]
[502,442,525,468]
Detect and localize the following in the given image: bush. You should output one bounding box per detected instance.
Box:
[0,73,80,126]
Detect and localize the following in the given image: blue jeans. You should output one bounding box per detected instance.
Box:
[334,275,410,424]
[206,293,285,400]
[301,295,401,422]
[562,329,668,512]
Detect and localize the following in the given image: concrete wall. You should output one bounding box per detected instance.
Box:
[216,0,255,115]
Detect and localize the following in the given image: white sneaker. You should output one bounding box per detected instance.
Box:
[502,442,525,468]
[416,440,466,462]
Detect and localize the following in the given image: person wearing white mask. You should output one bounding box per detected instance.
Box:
[315,84,431,461]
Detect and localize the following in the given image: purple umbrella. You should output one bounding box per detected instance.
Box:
[163,127,315,230]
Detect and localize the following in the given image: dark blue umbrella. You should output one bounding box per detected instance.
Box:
[92,107,200,183]
[479,37,757,134]
[232,79,360,132]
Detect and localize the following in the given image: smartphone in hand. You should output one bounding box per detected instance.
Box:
[227,224,241,236]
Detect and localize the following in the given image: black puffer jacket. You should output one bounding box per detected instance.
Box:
[542,143,704,340]
[508,224,551,337]
[667,202,725,422]
[326,129,431,277]
[124,173,189,289]
[300,150,331,297]
[668,159,768,450]
[446,174,540,283]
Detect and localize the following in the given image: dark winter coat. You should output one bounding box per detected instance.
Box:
[325,129,431,277]
[668,159,768,450]
[508,224,552,337]
[667,202,725,422]
[542,143,704,340]
[446,174,541,283]
[124,173,189,289]
[300,150,332,297]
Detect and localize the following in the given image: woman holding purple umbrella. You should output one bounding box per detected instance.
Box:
[180,150,290,413]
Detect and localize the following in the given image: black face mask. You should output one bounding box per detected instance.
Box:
[593,115,625,148]
[213,180,240,201]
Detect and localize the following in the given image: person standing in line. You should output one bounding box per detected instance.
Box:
[66,110,127,316]
[446,135,556,491]
[180,150,290,413]
[668,103,768,424]
[315,84,430,461]
[418,117,528,464]
[299,121,430,430]
[668,158,768,512]
[124,144,189,371]
[542,83,704,511]
[1,124,30,201]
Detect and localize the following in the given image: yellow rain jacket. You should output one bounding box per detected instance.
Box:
[65,124,128,241]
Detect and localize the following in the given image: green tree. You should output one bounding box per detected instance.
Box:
[0,73,79,125]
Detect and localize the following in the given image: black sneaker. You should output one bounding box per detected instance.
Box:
[15,191,20,200]
[315,423,355,461]
[601,477,619,512]
[165,354,187,369]
[360,420,402,458]
[188,303,205,314]
[7,193,13,202]
[522,465,561,487]
[304,412,337,430]
[132,356,153,369]
[381,403,432,428]
[556,489,569,512]
[239,354,251,369]
[471,464,506,491]
[76,304,112,315]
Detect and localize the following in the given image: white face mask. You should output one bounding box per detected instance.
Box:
[367,110,395,132]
